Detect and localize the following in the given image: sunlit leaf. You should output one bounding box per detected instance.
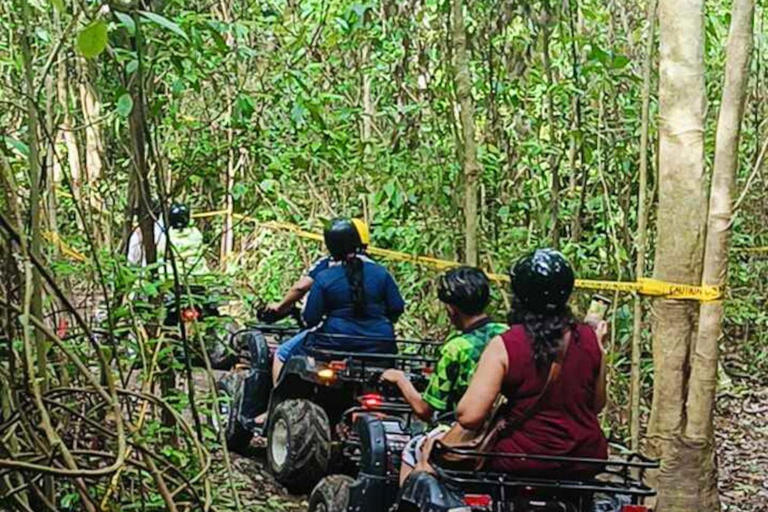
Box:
[139,11,188,41]
[115,11,136,35]
[76,20,109,58]
[116,93,134,117]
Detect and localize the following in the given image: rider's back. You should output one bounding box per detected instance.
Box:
[491,323,607,476]
[303,259,404,352]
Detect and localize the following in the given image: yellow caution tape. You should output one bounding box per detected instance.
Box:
[43,231,87,262]
[735,246,768,254]
[199,211,723,302]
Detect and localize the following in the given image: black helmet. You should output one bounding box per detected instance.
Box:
[438,266,490,315]
[510,249,574,315]
[324,217,362,260]
[169,203,190,229]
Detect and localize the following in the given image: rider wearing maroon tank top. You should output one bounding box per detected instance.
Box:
[457,249,608,477]
[492,323,607,475]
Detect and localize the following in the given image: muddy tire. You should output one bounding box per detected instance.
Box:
[267,399,331,493]
[217,373,253,453]
[308,475,354,512]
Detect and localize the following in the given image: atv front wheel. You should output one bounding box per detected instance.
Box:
[267,399,331,493]
[217,373,253,453]
[308,475,354,512]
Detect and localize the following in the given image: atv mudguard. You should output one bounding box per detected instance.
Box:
[397,472,465,512]
[347,415,411,512]
[231,329,272,425]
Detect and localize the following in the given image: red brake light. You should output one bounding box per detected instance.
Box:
[421,367,434,375]
[622,506,649,512]
[359,393,383,410]
[329,360,347,371]
[463,494,493,508]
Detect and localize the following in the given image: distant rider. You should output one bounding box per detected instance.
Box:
[159,202,210,280]
[272,218,403,384]
[380,266,507,483]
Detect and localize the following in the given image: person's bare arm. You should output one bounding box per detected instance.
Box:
[593,321,609,413]
[381,370,433,421]
[456,336,508,430]
[268,276,314,314]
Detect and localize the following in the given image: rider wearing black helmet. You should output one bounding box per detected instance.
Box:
[264,218,372,319]
[271,217,404,384]
[381,266,507,483]
[160,202,210,279]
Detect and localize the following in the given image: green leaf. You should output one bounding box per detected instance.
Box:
[51,0,64,12]
[612,55,630,70]
[139,11,188,41]
[115,11,136,35]
[116,94,133,117]
[3,136,30,156]
[126,60,138,74]
[76,20,108,58]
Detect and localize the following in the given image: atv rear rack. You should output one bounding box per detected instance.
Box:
[432,449,659,499]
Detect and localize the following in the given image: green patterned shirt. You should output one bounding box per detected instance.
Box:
[422,320,508,412]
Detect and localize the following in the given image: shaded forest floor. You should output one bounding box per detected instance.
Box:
[716,381,768,511]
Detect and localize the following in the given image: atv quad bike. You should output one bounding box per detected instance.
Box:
[310,416,659,512]
[162,285,241,370]
[217,316,438,493]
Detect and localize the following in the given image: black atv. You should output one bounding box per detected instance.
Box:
[310,419,659,512]
[217,315,438,493]
[162,286,241,370]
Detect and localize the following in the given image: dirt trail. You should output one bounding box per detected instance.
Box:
[716,383,768,511]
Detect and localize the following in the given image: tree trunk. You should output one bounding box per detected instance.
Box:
[647,0,707,510]
[686,0,754,509]
[630,0,657,452]
[79,58,107,244]
[451,0,481,266]
[542,19,562,249]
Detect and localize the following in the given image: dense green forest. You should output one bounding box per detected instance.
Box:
[0,0,766,510]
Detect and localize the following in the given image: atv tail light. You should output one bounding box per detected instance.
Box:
[181,308,199,322]
[421,367,434,375]
[621,506,649,512]
[359,393,384,410]
[463,494,493,509]
[317,368,336,381]
[329,360,347,371]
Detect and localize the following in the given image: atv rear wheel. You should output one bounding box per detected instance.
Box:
[308,475,354,512]
[267,399,331,493]
[217,373,253,453]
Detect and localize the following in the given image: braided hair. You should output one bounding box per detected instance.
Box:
[345,254,366,317]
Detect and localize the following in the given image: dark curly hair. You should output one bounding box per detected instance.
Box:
[507,295,577,370]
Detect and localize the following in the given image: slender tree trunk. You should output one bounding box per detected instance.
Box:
[647,0,707,510]
[18,0,46,393]
[630,0,657,452]
[221,102,235,264]
[686,1,754,509]
[542,19,561,249]
[79,58,107,244]
[361,42,374,144]
[451,0,481,266]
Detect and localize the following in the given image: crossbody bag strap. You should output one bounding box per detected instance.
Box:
[502,329,573,431]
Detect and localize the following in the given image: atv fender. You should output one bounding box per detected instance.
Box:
[347,415,409,512]
[397,472,465,512]
[231,329,272,422]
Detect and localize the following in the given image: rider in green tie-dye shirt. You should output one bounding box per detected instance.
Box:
[381,266,507,484]
[420,319,508,413]
[381,266,506,419]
